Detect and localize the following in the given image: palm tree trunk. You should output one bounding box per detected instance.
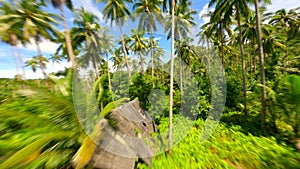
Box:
[139,53,145,74]
[35,40,48,85]
[119,26,132,80]
[107,53,112,93]
[220,23,225,66]
[16,46,26,79]
[237,9,247,114]
[10,46,20,77]
[207,39,210,72]
[168,0,175,154]
[254,0,267,129]
[59,5,76,69]
[150,32,154,83]
[284,38,288,67]
[178,41,183,94]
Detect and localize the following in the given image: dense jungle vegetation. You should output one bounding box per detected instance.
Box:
[0,0,300,168]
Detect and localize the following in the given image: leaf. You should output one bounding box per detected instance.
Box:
[101,97,130,118]
[0,132,72,169]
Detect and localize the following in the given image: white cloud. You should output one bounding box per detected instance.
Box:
[0,60,71,79]
[198,3,213,24]
[72,0,104,23]
[267,0,300,12]
[17,38,59,54]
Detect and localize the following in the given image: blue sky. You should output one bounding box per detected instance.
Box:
[0,0,299,79]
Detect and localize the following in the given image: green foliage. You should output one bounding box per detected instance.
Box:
[137,118,300,169]
[0,80,82,169]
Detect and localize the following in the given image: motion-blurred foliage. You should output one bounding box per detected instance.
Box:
[0,78,83,169]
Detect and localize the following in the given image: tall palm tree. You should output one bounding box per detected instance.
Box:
[241,7,272,73]
[209,0,251,114]
[72,7,104,78]
[254,0,271,128]
[0,1,25,79]
[168,0,176,154]
[128,30,149,74]
[197,22,214,72]
[133,0,164,79]
[165,0,196,93]
[17,0,60,81]
[241,10,258,73]
[97,0,133,79]
[203,14,232,66]
[49,0,76,68]
[270,8,300,67]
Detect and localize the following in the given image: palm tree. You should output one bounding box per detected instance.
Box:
[128,30,149,74]
[0,1,25,79]
[168,0,175,154]
[197,22,214,72]
[97,0,133,79]
[133,0,164,79]
[49,0,76,68]
[17,0,60,81]
[270,8,300,67]
[209,0,251,114]
[254,0,271,128]
[25,55,49,80]
[111,48,124,71]
[165,0,196,94]
[72,7,104,78]
[203,13,232,66]
[241,10,258,73]
[241,7,272,73]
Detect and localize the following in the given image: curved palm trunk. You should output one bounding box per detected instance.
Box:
[168,0,175,154]
[59,5,76,69]
[237,9,247,114]
[254,0,267,129]
[119,26,132,80]
[35,40,48,84]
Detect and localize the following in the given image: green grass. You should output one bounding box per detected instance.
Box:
[137,118,300,169]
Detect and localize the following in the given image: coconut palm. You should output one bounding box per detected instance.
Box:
[133,0,164,79]
[209,0,251,114]
[72,7,104,78]
[25,55,48,80]
[0,0,61,79]
[16,0,60,81]
[110,48,124,71]
[49,0,76,68]
[270,8,300,67]
[253,0,271,128]
[241,7,272,73]
[202,13,232,66]
[164,0,196,94]
[128,30,149,74]
[97,0,133,79]
[0,1,25,79]
[168,0,175,154]
[197,21,214,72]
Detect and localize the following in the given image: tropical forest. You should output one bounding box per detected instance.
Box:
[0,0,300,168]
